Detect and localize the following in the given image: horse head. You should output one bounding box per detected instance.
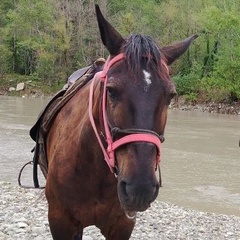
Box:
[95,5,198,214]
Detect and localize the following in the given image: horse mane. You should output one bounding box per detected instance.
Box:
[121,34,164,77]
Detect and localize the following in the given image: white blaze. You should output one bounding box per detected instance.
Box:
[143,70,152,87]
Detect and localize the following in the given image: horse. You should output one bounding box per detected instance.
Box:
[45,5,198,240]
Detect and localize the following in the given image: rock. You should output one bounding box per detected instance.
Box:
[17,222,28,228]
[83,236,94,240]
[34,236,45,240]
[31,226,45,234]
[15,228,27,233]
[8,87,16,92]
[14,217,28,223]
[16,82,25,91]
[1,182,240,239]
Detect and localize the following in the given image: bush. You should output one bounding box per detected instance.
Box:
[173,73,200,96]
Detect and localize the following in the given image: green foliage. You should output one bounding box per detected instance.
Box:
[198,77,230,102]
[0,43,11,75]
[196,0,240,101]
[1,0,70,84]
[173,73,200,96]
[173,59,202,100]
[0,0,239,102]
[108,0,165,37]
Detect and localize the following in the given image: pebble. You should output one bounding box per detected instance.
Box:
[1,182,240,239]
[170,100,240,115]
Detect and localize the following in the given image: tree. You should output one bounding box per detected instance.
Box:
[3,0,71,83]
[197,0,240,100]
[0,0,239,101]
[0,0,15,76]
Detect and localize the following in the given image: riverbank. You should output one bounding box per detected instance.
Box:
[1,182,240,240]
[1,85,240,116]
[170,99,240,115]
[1,79,240,116]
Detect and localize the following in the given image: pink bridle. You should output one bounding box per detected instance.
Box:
[89,53,162,173]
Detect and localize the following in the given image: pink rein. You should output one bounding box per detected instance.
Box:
[89,53,161,173]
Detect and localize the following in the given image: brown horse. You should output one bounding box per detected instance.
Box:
[45,5,198,240]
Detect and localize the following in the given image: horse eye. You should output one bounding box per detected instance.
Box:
[168,91,177,104]
[107,87,118,99]
[169,91,177,99]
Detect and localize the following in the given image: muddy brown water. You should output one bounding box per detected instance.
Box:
[0,96,239,216]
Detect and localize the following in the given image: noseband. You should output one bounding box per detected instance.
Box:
[89,53,164,173]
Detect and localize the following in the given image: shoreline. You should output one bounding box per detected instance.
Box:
[1,88,240,116]
[170,99,240,115]
[1,182,240,240]
[1,78,240,116]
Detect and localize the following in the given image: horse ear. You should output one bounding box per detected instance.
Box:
[95,5,124,56]
[161,34,198,65]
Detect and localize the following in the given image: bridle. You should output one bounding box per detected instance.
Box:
[89,53,165,173]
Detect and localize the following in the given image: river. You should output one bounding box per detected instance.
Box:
[0,96,239,216]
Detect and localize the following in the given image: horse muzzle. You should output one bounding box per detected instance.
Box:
[118,178,160,212]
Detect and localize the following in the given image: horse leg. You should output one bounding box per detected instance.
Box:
[48,204,83,240]
[101,216,135,240]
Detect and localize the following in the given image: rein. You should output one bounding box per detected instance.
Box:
[89,53,163,173]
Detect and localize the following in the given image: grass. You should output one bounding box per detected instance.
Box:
[0,74,65,97]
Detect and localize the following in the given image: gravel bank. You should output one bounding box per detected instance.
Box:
[1,182,240,240]
[170,100,240,115]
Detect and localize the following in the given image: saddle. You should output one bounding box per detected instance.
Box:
[19,58,105,188]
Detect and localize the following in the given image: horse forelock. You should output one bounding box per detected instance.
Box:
[121,34,167,80]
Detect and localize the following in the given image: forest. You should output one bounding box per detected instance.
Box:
[0,0,239,102]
